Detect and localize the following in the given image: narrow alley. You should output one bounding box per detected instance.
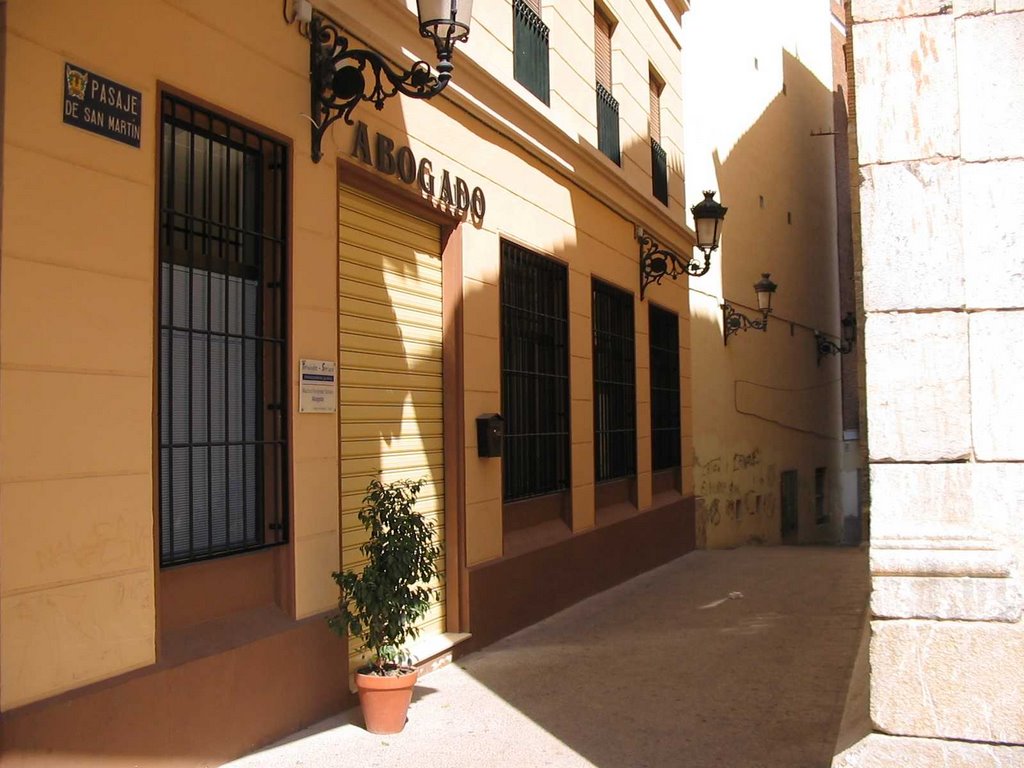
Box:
[225,546,869,768]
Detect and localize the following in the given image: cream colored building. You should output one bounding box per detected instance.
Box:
[681,0,859,550]
[0,0,697,764]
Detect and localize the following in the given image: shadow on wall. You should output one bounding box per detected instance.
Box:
[0,19,460,768]
[692,50,848,550]
[0,28,854,768]
[309,38,859,768]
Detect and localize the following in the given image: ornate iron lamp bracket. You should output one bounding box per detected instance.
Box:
[722,302,769,345]
[814,312,856,365]
[814,332,854,365]
[637,227,710,300]
[308,13,452,162]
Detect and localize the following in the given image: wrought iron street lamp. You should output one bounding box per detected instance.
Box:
[690,190,728,272]
[753,272,777,314]
[307,0,473,162]
[815,311,856,365]
[637,190,727,299]
[722,273,777,345]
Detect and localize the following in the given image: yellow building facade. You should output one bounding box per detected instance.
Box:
[0,0,695,763]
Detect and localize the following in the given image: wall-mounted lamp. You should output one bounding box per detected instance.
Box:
[307,0,473,162]
[815,311,856,365]
[637,190,727,300]
[722,273,778,345]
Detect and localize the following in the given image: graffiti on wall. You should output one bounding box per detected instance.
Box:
[695,448,778,543]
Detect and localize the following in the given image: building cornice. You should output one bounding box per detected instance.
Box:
[318,1,696,253]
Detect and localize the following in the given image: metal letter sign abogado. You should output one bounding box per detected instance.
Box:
[350,121,486,221]
[63,62,142,148]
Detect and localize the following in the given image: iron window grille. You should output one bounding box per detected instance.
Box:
[513,0,550,105]
[592,279,636,483]
[651,138,668,206]
[158,93,289,567]
[501,241,571,502]
[597,83,621,165]
[649,304,680,471]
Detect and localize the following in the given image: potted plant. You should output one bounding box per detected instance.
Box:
[328,476,441,734]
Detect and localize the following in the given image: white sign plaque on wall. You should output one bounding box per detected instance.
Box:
[299,359,337,414]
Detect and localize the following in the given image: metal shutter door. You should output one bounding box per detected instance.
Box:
[339,185,446,665]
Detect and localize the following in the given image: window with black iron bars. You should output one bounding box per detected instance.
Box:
[592,279,636,483]
[158,93,289,566]
[513,0,551,105]
[501,241,571,502]
[649,304,680,470]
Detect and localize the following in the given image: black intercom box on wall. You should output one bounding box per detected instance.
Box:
[476,413,505,458]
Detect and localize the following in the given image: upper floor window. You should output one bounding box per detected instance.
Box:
[514,0,550,105]
[595,5,620,164]
[501,241,570,502]
[592,279,636,483]
[649,69,668,205]
[158,93,289,566]
[649,304,680,471]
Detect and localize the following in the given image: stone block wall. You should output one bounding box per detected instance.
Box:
[837,2,1024,764]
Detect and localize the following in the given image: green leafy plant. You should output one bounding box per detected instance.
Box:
[328,476,441,676]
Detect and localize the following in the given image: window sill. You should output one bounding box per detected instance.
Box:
[413,632,472,675]
[595,479,683,528]
[652,466,682,496]
[160,603,297,669]
[502,517,573,560]
[651,488,685,519]
[593,476,636,527]
[595,499,641,528]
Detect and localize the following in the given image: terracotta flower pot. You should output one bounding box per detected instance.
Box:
[355,667,419,734]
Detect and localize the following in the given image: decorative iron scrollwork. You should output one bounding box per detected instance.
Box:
[814,312,856,365]
[637,230,710,300]
[814,331,854,365]
[722,302,769,345]
[308,13,451,162]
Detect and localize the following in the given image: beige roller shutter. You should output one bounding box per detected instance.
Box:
[649,69,663,143]
[594,8,612,90]
[338,184,446,665]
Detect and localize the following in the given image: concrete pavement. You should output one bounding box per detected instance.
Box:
[224,546,869,768]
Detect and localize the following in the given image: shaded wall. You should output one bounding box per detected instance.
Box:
[682,0,848,548]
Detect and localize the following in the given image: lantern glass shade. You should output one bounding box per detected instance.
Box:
[694,216,722,252]
[754,272,777,314]
[690,190,728,252]
[842,311,856,344]
[418,0,473,46]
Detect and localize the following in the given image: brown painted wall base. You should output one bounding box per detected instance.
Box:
[1,497,694,767]
[467,495,696,650]
[0,616,353,768]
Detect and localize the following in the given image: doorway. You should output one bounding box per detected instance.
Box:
[780,469,798,542]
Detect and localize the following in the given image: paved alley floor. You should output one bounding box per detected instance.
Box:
[224,546,869,768]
